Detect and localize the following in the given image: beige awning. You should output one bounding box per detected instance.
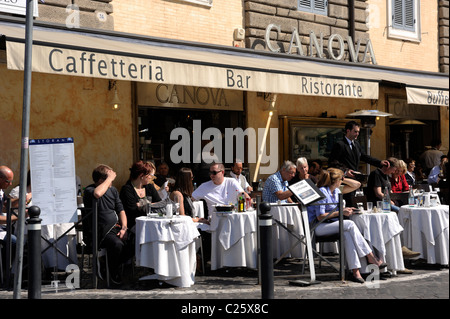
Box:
[1,21,448,100]
[406,87,449,106]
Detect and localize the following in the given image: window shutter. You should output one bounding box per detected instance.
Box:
[404,0,415,31]
[298,0,328,15]
[392,0,416,31]
[299,0,313,13]
[314,0,328,15]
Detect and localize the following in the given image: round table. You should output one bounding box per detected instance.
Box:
[398,205,449,265]
[271,205,305,259]
[135,215,200,287]
[350,211,405,274]
[209,209,257,270]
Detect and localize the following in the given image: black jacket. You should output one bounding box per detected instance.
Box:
[328,138,382,172]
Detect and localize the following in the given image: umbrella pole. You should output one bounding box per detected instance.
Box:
[253,95,277,183]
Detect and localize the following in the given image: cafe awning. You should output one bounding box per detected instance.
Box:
[1,20,448,101]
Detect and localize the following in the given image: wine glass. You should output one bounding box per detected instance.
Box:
[174,196,180,218]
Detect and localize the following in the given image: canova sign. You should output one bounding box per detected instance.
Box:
[264,24,377,64]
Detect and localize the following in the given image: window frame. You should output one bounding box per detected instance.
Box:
[387,0,421,42]
[298,0,328,16]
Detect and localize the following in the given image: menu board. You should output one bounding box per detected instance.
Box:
[29,138,78,225]
[288,179,325,206]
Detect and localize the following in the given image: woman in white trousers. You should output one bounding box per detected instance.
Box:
[308,168,385,283]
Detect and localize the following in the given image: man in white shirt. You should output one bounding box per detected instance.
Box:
[229,159,253,193]
[193,163,250,215]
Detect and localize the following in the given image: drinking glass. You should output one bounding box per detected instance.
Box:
[146,196,152,217]
[174,196,180,218]
[377,201,382,210]
[367,202,373,213]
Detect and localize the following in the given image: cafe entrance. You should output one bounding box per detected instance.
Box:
[138,106,244,175]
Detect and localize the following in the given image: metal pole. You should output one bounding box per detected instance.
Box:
[259,202,273,299]
[13,0,34,299]
[92,198,98,289]
[338,193,345,282]
[4,198,12,289]
[256,195,261,285]
[27,206,41,299]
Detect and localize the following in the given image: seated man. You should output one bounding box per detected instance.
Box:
[427,155,448,186]
[83,164,131,285]
[366,158,399,212]
[228,159,253,193]
[192,162,249,215]
[262,161,296,203]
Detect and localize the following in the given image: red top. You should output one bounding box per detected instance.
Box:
[390,174,410,193]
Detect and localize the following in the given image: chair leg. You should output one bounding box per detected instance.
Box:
[318,242,323,269]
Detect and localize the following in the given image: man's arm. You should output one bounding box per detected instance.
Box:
[93,170,116,199]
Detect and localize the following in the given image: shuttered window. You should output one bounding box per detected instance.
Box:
[298,0,328,16]
[392,0,416,32]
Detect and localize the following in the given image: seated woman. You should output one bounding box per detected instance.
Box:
[119,161,161,230]
[307,168,385,283]
[169,167,209,224]
[404,158,416,187]
[390,160,410,206]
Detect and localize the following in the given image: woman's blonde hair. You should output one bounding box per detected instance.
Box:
[398,160,407,175]
[316,168,344,188]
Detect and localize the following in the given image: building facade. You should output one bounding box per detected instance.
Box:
[0,0,448,193]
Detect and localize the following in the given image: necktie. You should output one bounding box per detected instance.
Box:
[352,141,358,160]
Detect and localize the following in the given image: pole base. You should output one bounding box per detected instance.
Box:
[289,280,321,287]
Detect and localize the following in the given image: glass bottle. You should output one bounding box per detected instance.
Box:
[382,186,391,211]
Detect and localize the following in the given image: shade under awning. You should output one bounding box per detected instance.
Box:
[1,21,448,100]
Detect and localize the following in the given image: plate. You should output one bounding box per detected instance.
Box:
[214,204,235,212]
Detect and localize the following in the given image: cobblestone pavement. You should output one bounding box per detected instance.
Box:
[1,258,448,301]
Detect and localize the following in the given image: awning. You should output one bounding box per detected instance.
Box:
[1,21,449,100]
[406,87,449,106]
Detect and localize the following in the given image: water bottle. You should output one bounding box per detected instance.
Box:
[408,188,415,206]
[257,179,263,191]
[382,186,390,211]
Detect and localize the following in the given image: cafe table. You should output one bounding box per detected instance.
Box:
[209,209,258,271]
[271,205,305,260]
[398,205,449,265]
[350,211,405,274]
[135,215,200,287]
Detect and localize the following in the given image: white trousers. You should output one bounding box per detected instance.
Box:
[315,220,372,270]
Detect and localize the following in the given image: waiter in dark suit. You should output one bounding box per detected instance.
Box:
[328,121,390,207]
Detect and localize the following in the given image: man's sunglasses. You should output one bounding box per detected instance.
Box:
[209,170,223,176]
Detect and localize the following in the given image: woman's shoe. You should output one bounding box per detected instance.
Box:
[351,275,365,284]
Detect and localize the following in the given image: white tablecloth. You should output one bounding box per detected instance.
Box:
[398,205,449,265]
[193,201,204,218]
[350,212,405,273]
[135,215,200,287]
[271,205,305,259]
[209,209,257,270]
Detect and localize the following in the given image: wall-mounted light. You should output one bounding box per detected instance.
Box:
[108,80,121,111]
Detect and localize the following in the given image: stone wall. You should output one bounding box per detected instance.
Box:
[244,0,370,62]
[439,0,449,74]
[36,0,114,30]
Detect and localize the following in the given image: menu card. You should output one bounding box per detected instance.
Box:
[288,179,325,206]
[29,138,78,225]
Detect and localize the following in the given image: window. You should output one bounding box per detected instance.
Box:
[298,0,328,16]
[179,0,213,7]
[387,0,421,42]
